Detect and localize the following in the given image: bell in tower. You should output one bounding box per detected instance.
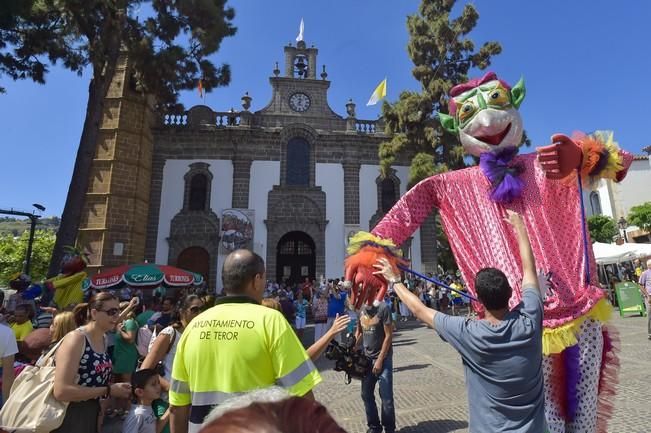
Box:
[284,40,318,80]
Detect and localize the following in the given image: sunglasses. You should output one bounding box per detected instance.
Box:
[188,306,201,314]
[99,308,120,317]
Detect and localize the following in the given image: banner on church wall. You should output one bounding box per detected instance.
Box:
[220,209,255,254]
[344,225,361,251]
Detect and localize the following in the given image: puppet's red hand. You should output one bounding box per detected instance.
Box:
[536,134,582,180]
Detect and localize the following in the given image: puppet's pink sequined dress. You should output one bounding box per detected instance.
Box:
[372,152,632,329]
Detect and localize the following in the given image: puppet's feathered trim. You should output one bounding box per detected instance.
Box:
[548,344,582,422]
[543,298,612,355]
[346,231,403,257]
[596,326,620,433]
[571,131,623,188]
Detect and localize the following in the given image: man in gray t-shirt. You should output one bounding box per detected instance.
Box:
[374,210,545,433]
[435,287,544,432]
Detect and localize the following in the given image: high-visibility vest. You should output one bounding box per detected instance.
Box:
[169,295,321,431]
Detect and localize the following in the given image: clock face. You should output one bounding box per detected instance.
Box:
[289,93,311,112]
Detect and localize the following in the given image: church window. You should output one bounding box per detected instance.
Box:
[590,191,602,215]
[380,177,398,213]
[297,240,313,255]
[279,241,295,255]
[189,174,208,211]
[286,137,310,185]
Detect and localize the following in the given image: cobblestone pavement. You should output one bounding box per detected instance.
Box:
[313,311,651,433]
[105,309,650,432]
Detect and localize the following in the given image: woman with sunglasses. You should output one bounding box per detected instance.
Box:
[52,292,132,433]
[140,295,203,396]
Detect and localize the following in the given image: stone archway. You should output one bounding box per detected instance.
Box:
[276,231,316,284]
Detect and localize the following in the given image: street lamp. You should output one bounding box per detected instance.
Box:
[618,216,628,243]
[0,203,45,275]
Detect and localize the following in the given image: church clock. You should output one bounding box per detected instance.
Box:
[289,92,311,112]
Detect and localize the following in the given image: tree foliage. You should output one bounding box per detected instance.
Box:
[0,229,56,286]
[587,215,618,244]
[380,0,502,187]
[1,0,236,107]
[628,202,651,233]
[1,0,237,275]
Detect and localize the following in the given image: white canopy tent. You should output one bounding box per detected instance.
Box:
[592,242,638,265]
[619,242,651,259]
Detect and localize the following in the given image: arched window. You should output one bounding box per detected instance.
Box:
[189,174,208,211]
[286,137,310,185]
[590,191,602,215]
[380,177,398,213]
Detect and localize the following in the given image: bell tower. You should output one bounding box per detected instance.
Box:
[258,39,338,119]
[76,53,155,273]
[284,40,318,79]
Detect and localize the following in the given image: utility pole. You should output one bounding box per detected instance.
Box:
[0,204,45,275]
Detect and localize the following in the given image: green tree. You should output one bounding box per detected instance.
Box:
[628,202,651,232]
[587,215,618,243]
[0,229,56,286]
[380,0,502,185]
[1,1,236,276]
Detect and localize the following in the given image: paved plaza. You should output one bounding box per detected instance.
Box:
[105,308,650,433]
[313,310,651,433]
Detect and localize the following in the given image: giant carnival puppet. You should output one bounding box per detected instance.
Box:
[344,72,631,433]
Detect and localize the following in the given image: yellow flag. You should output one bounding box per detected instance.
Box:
[366,78,387,106]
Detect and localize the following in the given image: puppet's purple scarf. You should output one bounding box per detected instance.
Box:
[479,146,524,203]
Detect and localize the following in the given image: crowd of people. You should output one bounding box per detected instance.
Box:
[0,250,477,433]
[0,215,647,433]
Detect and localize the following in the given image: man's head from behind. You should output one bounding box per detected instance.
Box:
[222,249,266,301]
[474,268,512,311]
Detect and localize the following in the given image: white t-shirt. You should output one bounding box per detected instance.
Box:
[0,323,18,359]
[123,404,156,433]
[156,326,180,378]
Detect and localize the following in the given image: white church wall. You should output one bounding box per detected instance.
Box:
[359,165,423,273]
[316,163,345,279]
[156,160,233,284]
[248,160,281,263]
[583,158,650,222]
[615,159,651,217]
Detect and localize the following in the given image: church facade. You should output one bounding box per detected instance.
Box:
[77,39,437,290]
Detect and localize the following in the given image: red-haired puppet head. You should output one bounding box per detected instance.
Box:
[344,245,406,310]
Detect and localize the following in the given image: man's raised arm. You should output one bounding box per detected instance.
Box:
[505,210,539,294]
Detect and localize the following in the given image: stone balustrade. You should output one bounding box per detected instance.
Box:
[162,106,243,128]
[355,119,377,134]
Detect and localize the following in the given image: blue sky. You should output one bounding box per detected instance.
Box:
[1,0,649,218]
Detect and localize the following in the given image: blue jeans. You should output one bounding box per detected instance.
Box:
[361,355,395,432]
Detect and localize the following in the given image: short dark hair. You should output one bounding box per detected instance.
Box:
[131,368,158,396]
[222,250,265,294]
[474,268,512,311]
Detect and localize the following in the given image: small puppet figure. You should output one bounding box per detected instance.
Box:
[345,72,632,433]
[45,246,88,308]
